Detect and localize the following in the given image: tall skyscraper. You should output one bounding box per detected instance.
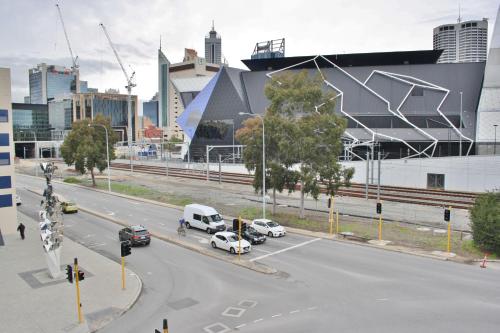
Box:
[433,19,488,63]
[158,49,170,129]
[0,68,17,234]
[205,21,222,65]
[29,63,76,104]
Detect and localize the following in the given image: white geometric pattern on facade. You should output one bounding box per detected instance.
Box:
[266,55,474,159]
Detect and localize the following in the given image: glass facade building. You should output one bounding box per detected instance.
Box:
[12,103,50,141]
[48,99,73,130]
[143,100,159,127]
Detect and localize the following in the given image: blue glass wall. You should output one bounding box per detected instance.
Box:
[143,101,159,127]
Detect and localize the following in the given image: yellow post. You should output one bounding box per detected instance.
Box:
[447,206,452,253]
[238,216,242,261]
[378,214,382,241]
[336,209,339,234]
[163,319,168,333]
[74,258,83,324]
[121,256,126,290]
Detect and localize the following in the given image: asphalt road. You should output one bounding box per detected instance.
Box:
[16,174,500,332]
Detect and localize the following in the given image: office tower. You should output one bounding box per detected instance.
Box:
[205,22,222,65]
[0,67,17,234]
[433,19,488,63]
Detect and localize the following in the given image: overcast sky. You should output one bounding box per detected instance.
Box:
[1,0,498,104]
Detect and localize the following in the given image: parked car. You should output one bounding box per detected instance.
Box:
[251,219,286,237]
[15,194,21,206]
[183,204,226,234]
[119,225,151,246]
[227,225,266,245]
[210,231,251,254]
[61,201,78,214]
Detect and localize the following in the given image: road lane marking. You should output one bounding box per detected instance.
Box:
[235,324,246,329]
[87,242,106,248]
[290,310,300,314]
[253,318,263,323]
[307,306,318,311]
[249,238,321,262]
[252,248,271,254]
[271,313,282,318]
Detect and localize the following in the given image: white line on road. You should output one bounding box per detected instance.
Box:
[252,248,272,254]
[234,324,246,329]
[271,314,282,318]
[290,310,300,314]
[86,242,106,248]
[250,238,321,262]
[253,318,263,323]
[307,306,318,311]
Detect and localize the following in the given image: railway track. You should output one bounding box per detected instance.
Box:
[110,162,476,210]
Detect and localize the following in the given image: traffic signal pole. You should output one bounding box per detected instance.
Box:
[74,258,83,324]
[238,216,242,261]
[121,256,126,290]
[328,195,334,235]
[447,206,452,253]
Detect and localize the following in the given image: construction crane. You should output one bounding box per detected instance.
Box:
[55,3,80,93]
[99,22,136,170]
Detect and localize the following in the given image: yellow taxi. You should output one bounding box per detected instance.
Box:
[61,201,78,214]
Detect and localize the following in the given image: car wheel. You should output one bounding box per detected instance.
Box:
[146,241,150,246]
[185,222,191,229]
[206,228,212,234]
[211,241,217,248]
[230,247,235,254]
[268,231,273,237]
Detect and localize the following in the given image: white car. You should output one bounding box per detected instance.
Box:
[15,194,21,206]
[210,231,251,254]
[251,219,286,237]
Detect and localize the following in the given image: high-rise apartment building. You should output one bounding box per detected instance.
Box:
[28,63,88,104]
[433,19,488,63]
[205,22,222,65]
[0,68,17,235]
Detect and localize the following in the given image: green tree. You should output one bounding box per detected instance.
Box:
[264,70,353,218]
[470,192,500,255]
[60,115,118,186]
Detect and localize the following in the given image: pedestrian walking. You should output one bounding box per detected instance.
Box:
[17,222,25,240]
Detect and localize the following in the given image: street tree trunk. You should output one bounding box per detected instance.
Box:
[272,188,276,215]
[300,181,305,219]
[90,168,96,187]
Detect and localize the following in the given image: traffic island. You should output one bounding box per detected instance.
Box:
[0,212,142,333]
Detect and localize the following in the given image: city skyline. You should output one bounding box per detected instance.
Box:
[1,0,498,103]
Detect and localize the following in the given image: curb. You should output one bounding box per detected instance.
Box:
[21,174,469,265]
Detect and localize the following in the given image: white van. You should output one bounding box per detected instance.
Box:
[183,204,226,234]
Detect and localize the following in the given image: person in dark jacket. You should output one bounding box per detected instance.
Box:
[17,222,26,240]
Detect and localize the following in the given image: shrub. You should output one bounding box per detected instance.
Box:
[63,177,82,184]
[470,192,500,255]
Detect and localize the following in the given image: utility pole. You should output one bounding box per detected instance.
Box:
[100,23,136,173]
[377,151,381,201]
[494,124,498,155]
[459,91,463,156]
[365,151,370,200]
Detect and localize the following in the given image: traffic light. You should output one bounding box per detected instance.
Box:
[66,265,73,283]
[376,202,382,214]
[77,270,85,282]
[328,198,332,208]
[444,208,450,222]
[121,241,131,257]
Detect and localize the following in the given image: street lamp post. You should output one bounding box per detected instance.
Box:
[459,91,463,157]
[89,124,111,192]
[239,112,266,219]
[494,124,498,155]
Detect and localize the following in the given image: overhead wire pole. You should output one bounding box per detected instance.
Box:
[100,23,136,173]
[55,3,80,93]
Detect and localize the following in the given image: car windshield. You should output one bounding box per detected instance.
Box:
[134,230,148,235]
[210,214,222,222]
[227,235,239,242]
[267,222,279,228]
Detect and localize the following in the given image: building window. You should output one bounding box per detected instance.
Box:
[0,194,13,208]
[0,152,10,165]
[411,87,424,96]
[0,109,8,122]
[0,176,11,189]
[427,173,445,190]
[0,133,9,146]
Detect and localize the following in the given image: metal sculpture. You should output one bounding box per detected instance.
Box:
[39,162,64,278]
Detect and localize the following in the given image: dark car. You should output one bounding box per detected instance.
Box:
[227,226,266,245]
[119,225,151,246]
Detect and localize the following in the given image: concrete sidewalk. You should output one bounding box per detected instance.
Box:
[0,212,141,333]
